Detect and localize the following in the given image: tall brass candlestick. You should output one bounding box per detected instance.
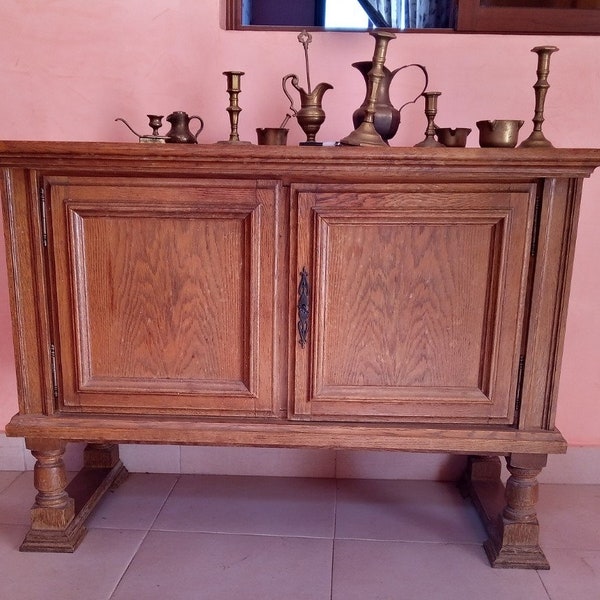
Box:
[220,70,251,144]
[414,91,443,147]
[520,46,559,148]
[340,30,396,146]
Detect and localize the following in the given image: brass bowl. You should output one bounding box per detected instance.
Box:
[435,127,471,147]
[477,120,524,148]
[256,128,288,145]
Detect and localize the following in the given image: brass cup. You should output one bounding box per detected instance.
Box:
[256,128,288,145]
[477,120,524,148]
[435,127,471,147]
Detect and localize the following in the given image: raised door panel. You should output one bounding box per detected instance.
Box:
[291,183,534,423]
[46,177,280,417]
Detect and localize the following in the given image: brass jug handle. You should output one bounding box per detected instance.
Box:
[189,116,204,140]
[282,74,299,117]
[392,64,429,116]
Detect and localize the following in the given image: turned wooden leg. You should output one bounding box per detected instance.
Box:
[30,440,74,528]
[20,440,128,553]
[484,453,549,569]
[462,453,550,569]
[20,438,84,552]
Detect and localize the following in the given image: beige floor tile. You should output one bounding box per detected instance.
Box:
[0,473,597,598]
[87,472,178,530]
[0,472,35,525]
[538,484,600,550]
[153,475,336,538]
[0,523,145,600]
[335,478,487,543]
[332,539,551,600]
[0,471,21,494]
[538,547,600,600]
[111,531,333,600]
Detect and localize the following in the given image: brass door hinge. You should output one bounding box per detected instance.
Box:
[514,354,526,416]
[39,187,48,248]
[530,186,543,258]
[50,343,59,399]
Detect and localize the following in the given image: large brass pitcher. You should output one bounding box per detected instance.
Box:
[351,61,428,143]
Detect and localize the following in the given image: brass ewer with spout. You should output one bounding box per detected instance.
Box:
[282,30,333,145]
[341,31,402,146]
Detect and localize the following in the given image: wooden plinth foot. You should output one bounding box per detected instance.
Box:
[20,514,87,553]
[21,440,128,552]
[484,525,549,570]
[462,454,549,569]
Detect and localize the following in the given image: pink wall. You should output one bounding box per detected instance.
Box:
[0,0,598,444]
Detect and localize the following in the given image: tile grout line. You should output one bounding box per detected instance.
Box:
[330,474,339,600]
[536,567,553,600]
[107,473,182,600]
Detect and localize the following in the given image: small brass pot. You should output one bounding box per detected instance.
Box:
[477,120,524,148]
[256,128,288,145]
[435,127,471,147]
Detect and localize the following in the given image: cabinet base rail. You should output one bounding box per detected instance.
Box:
[5,414,568,455]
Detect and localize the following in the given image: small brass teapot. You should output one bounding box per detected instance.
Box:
[165,111,204,143]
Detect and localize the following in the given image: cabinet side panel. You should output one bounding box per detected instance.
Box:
[520,178,583,431]
[1,168,52,417]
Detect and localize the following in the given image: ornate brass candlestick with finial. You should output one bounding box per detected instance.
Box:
[520,46,559,148]
[220,70,251,144]
[415,91,443,147]
[340,30,396,146]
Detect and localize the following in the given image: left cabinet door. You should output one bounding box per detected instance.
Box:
[46,177,281,417]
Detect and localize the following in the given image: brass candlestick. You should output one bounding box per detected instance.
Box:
[220,70,251,144]
[115,114,169,143]
[414,91,443,147]
[147,115,164,136]
[340,30,396,147]
[520,46,559,148]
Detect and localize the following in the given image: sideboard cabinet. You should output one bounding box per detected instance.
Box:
[2,141,599,568]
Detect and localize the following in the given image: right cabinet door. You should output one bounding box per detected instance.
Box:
[291,183,536,424]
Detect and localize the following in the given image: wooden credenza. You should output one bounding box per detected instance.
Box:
[2,141,599,567]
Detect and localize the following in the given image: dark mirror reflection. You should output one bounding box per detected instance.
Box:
[244,0,455,30]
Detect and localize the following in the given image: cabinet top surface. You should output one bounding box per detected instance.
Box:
[0,140,599,180]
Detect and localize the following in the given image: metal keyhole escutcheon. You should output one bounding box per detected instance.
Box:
[298,268,309,348]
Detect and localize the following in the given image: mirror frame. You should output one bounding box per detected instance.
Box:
[225,0,600,34]
[457,0,600,34]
